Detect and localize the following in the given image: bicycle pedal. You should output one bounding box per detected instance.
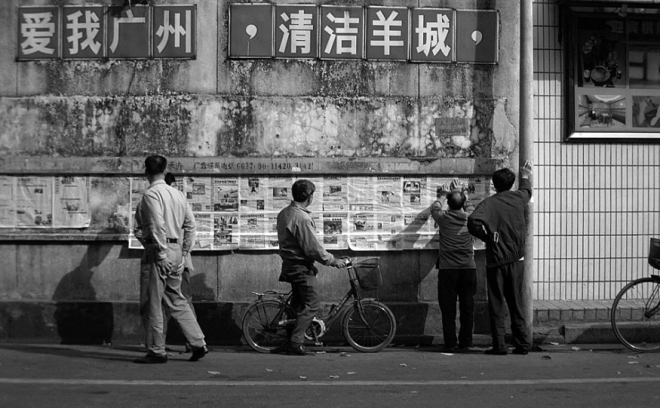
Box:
[314,341,323,346]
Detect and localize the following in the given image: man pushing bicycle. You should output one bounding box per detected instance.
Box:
[276,179,347,356]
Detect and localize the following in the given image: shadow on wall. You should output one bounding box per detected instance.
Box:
[52,243,114,345]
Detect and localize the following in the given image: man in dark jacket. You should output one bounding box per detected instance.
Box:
[277,179,346,356]
[431,185,476,352]
[467,162,533,355]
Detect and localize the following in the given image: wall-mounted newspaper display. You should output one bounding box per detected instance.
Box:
[127,175,491,251]
[0,176,91,228]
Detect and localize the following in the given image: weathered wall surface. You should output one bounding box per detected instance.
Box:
[0,0,520,343]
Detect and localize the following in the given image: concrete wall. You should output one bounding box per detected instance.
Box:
[0,0,520,344]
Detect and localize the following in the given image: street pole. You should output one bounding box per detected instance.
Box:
[520,0,535,343]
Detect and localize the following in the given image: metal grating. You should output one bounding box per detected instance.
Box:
[533,0,660,300]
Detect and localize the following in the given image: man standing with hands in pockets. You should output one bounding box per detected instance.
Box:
[134,155,208,364]
[468,161,533,356]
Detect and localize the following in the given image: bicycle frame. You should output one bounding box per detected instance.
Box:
[644,275,660,319]
[251,259,377,342]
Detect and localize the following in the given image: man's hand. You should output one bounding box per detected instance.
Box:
[172,260,185,277]
[520,160,533,179]
[332,258,347,269]
[155,257,173,278]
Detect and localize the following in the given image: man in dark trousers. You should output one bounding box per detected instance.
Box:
[276,179,346,356]
[468,162,533,355]
[431,184,476,352]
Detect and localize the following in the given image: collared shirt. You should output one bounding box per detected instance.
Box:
[134,199,194,270]
[431,198,476,270]
[137,179,196,261]
[277,201,335,266]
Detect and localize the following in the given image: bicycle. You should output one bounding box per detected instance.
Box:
[241,257,396,353]
[611,238,660,352]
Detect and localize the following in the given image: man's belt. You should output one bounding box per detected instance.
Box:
[166,238,178,243]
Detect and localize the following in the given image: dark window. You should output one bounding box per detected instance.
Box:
[565,3,660,140]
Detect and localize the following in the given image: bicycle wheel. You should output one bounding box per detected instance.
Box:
[611,277,660,352]
[342,300,396,353]
[242,299,295,353]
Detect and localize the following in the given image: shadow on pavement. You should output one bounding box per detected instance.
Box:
[0,344,141,362]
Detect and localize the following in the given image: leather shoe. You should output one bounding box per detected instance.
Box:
[189,345,209,362]
[287,343,312,356]
[133,354,167,364]
[512,347,529,355]
[484,348,508,355]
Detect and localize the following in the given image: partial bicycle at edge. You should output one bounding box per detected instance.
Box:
[611,238,660,352]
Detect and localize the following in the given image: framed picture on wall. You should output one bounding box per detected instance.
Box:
[564,3,660,141]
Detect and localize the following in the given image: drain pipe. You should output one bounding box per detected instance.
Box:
[520,0,535,343]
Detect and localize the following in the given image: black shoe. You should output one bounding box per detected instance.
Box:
[184,344,193,353]
[442,345,457,352]
[512,347,529,355]
[287,343,313,356]
[189,345,209,362]
[484,348,508,356]
[133,354,168,364]
[457,344,472,350]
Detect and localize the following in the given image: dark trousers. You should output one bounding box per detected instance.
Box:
[280,264,321,345]
[438,268,477,348]
[486,260,530,351]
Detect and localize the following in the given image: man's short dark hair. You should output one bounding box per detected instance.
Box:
[165,173,176,186]
[145,155,167,176]
[447,191,466,210]
[292,179,315,202]
[492,168,516,192]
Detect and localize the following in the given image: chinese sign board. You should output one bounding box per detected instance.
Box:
[229,4,499,63]
[17,5,196,60]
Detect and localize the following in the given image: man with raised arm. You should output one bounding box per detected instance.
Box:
[277,179,346,356]
[431,182,476,352]
[134,155,208,364]
[467,162,533,356]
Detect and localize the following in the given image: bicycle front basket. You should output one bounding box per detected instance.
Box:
[649,238,660,270]
[354,258,382,290]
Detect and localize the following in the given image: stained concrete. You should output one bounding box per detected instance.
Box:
[0,0,524,344]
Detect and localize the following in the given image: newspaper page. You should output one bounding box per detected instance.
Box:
[401,176,428,211]
[212,213,239,250]
[322,212,348,249]
[348,176,375,209]
[15,176,53,227]
[192,213,214,249]
[266,176,293,211]
[128,177,150,249]
[184,176,213,212]
[321,176,348,211]
[0,176,16,227]
[239,176,266,212]
[53,176,90,228]
[373,176,402,212]
[239,213,269,249]
[212,177,239,212]
[264,212,280,249]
